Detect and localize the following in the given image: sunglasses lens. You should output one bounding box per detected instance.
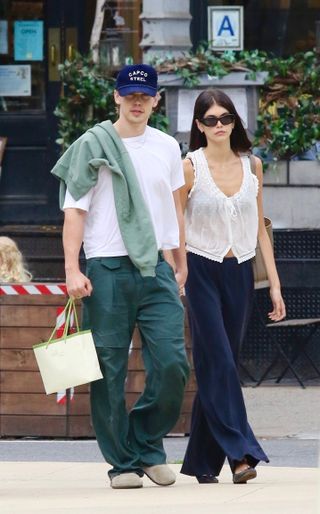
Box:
[201,117,218,127]
[220,114,235,125]
[201,114,235,127]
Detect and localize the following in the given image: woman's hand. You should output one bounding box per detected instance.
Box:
[268,287,286,322]
[175,268,188,297]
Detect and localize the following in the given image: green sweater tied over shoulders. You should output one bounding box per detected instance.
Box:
[51,120,158,277]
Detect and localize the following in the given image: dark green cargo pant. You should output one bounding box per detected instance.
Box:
[82,253,190,477]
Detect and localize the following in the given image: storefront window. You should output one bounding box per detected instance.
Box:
[0,0,45,113]
[194,0,319,55]
[98,0,142,69]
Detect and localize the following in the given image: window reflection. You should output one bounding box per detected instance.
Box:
[99,1,142,69]
[0,0,45,113]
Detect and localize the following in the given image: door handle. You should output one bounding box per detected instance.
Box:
[66,28,78,62]
[50,44,57,65]
[67,44,75,61]
[48,28,61,82]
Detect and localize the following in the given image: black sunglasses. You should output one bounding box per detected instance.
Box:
[199,114,235,127]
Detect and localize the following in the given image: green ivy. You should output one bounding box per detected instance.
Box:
[54,54,117,149]
[55,49,320,160]
[153,46,320,160]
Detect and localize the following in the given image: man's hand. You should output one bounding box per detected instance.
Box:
[66,268,93,299]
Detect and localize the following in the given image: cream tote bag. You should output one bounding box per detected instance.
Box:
[33,298,103,395]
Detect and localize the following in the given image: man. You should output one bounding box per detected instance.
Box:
[51,64,189,489]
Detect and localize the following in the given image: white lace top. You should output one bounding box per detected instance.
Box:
[185,148,259,263]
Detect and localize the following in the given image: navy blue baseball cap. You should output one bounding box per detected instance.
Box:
[116,64,158,97]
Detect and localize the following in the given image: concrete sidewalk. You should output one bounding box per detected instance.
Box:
[1,462,319,514]
[242,385,320,440]
[1,386,319,513]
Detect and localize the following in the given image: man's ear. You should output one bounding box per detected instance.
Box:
[114,90,121,105]
[152,92,161,109]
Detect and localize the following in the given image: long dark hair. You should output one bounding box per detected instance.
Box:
[189,89,252,153]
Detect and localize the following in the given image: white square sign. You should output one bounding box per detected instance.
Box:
[208,6,244,51]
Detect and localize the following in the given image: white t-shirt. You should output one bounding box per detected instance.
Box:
[63,125,184,258]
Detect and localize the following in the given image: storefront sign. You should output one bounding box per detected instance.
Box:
[0,20,8,54]
[14,20,43,61]
[0,65,31,96]
[208,6,243,51]
[177,88,248,132]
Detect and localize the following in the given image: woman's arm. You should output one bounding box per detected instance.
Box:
[163,158,195,282]
[180,158,195,212]
[254,156,286,321]
[170,189,187,289]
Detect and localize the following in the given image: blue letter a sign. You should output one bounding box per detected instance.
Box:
[217,15,234,36]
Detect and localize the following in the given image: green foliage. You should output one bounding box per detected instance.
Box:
[54,54,169,151]
[54,54,117,149]
[154,46,320,160]
[253,51,320,159]
[55,49,320,160]
[255,97,320,160]
[152,45,269,85]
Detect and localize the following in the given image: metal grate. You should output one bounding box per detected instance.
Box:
[241,287,320,382]
[274,230,320,260]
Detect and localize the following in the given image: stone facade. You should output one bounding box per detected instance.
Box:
[140,0,192,61]
[263,161,320,229]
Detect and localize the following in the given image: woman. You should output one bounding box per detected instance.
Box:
[180,89,286,484]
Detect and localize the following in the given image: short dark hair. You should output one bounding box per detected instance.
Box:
[189,89,252,153]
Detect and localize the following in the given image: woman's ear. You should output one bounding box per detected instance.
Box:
[195,119,203,133]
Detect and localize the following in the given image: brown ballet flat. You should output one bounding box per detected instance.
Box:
[233,466,257,484]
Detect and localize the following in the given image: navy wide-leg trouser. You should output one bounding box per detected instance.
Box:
[181,252,269,477]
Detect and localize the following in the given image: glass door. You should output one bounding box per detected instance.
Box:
[0,0,87,224]
[0,0,45,113]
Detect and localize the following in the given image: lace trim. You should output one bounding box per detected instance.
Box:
[251,173,259,197]
[198,149,255,202]
[186,245,224,263]
[186,245,256,264]
[186,151,200,199]
[237,250,256,263]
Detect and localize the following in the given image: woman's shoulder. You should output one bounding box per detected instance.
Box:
[251,154,263,167]
[251,154,263,179]
[183,156,195,178]
[186,147,202,158]
[242,153,263,177]
[184,148,203,167]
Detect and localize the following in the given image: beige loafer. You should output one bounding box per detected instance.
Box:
[143,464,176,486]
[110,472,143,489]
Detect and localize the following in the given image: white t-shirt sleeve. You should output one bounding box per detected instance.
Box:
[63,186,94,212]
[170,141,185,191]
